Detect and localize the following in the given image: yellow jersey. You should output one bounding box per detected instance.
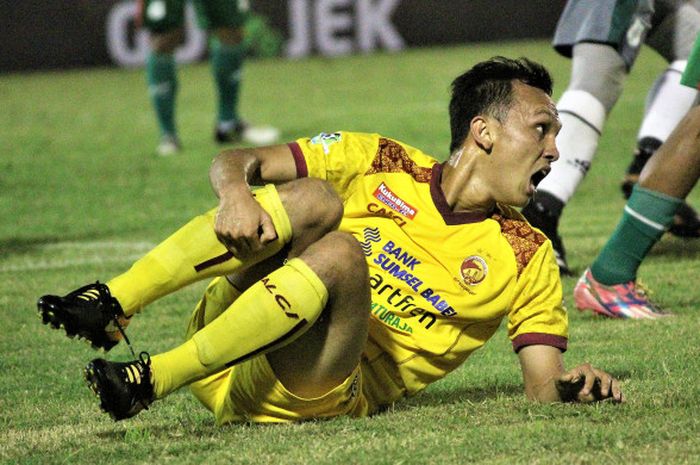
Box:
[289,131,568,400]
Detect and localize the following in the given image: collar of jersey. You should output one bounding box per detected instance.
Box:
[430,163,491,225]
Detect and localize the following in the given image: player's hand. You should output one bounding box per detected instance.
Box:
[555,363,624,403]
[214,191,277,258]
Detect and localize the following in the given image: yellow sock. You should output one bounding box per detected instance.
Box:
[149,258,328,398]
[107,185,291,316]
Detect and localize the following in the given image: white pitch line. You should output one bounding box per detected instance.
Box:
[40,240,155,250]
[0,254,147,273]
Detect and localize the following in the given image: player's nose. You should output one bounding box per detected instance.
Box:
[544,137,559,162]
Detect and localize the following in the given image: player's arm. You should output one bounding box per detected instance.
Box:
[518,344,624,403]
[209,144,299,258]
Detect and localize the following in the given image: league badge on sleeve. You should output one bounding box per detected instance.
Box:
[310,132,342,154]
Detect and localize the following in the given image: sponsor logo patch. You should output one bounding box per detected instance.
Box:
[262,277,299,319]
[360,226,381,256]
[372,182,418,219]
[310,132,342,154]
[459,255,488,286]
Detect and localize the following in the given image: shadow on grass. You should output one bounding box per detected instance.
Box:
[0,235,105,257]
[406,382,523,406]
[0,229,144,258]
[648,236,700,258]
[93,369,636,437]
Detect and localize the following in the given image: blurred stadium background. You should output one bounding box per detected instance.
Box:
[1,0,565,71]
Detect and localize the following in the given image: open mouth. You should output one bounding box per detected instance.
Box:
[530,168,550,188]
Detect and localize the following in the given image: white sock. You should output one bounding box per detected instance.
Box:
[537,90,607,203]
[217,120,237,132]
[638,60,698,142]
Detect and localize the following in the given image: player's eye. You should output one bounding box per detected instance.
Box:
[535,123,546,138]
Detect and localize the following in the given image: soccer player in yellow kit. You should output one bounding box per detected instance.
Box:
[38,57,624,423]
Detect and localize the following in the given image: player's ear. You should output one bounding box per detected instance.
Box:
[470,116,494,153]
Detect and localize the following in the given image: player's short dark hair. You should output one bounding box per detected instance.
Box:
[448,56,553,153]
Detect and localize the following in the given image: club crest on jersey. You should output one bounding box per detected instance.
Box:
[459,255,488,286]
[373,182,418,219]
[310,132,342,154]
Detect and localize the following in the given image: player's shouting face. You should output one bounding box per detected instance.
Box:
[485,81,561,207]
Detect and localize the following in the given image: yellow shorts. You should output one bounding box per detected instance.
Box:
[190,355,365,424]
[188,337,407,424]
[188,356,408,424]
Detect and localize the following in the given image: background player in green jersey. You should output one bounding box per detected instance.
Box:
[139,0,279,156]
[575,33,700,319]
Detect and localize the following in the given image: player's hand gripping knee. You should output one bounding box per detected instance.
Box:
[215,192,277,258]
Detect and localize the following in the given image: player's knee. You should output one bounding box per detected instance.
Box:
[150,29,184,53]
[322,231,369,291]
[212,27,244,46]
[310,179,344,228]
[569,43,626,112]
[281,178,343,235]
[301,231,369,297]
[329,231,367,271]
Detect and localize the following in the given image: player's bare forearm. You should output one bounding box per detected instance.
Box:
[210,148,262,201]
[518,345,565,402]
[209,144,300,199]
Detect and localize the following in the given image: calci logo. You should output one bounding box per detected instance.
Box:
[459,255,488,286]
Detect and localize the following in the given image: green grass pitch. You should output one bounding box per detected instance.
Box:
[1,40,700,464]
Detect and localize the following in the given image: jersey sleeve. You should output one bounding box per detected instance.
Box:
[288,131,380,199]
[506,241,568,353]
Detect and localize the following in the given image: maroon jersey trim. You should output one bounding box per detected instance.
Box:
[512,332,568,353]
[288,142,308,178]
[430,163,489,225]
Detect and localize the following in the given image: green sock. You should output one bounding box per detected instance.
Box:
[146,52,177,136]
[591,185,682,285]
[210,39,245,124]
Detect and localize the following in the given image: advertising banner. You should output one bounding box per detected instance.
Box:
[0,0,566,72]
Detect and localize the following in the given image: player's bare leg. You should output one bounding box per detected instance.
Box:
[638,106,700,199]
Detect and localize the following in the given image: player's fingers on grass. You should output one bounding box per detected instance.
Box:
[574,363,596,397]
[558,372,574,383]
[611,378,624,403]
[595,370,619,400]
[599,373,613,398]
